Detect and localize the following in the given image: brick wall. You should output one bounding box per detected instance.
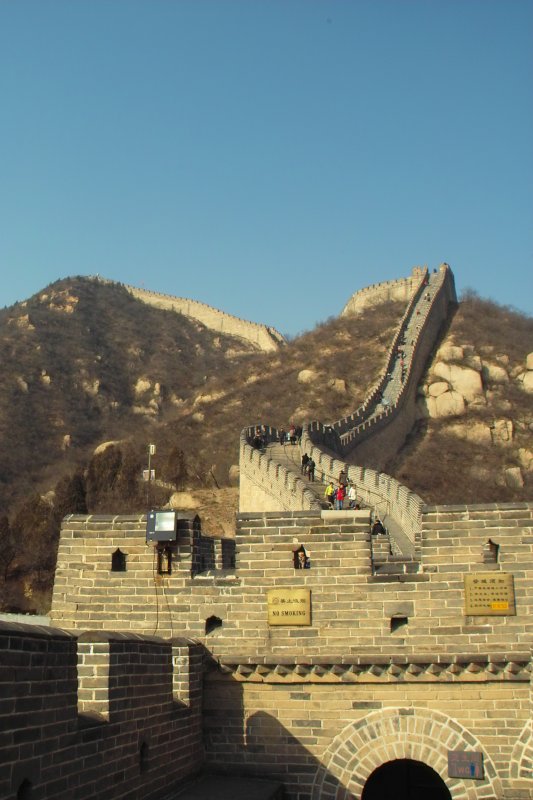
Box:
[0,623,204,800]
[203,675,530,800]
[51,506,533,659]
[46,503,533,798]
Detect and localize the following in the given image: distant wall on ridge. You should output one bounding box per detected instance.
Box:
[341,266,427,317]
[110,281,286,353]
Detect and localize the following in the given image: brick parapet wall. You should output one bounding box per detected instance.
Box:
[294,265,456,544]
[332,265,431,438]
[237,267,429,514]
[107,279,286,352]
[51,506,532,661]
[339,264,456,464]
[0,622,204,800]
[306,264,455,451]
[200,502,532,799]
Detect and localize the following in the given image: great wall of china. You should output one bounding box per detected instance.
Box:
[2,265,532,800]
[106,278,287,353]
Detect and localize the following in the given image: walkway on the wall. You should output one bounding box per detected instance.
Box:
[342,268,441,441]
[241,265,457,561]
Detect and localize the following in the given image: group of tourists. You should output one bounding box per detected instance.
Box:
[279,424,302,447]
[324,472,360,511]
[250,430,388,538]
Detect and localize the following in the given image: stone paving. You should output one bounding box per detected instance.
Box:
[165,775,283,800]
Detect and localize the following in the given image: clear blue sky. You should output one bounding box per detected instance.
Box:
[1,0,532,335]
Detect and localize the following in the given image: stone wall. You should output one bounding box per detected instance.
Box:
[340,266,427,316]
[337,264,457,466]
[118,281,286,352]
[0,622,204,800]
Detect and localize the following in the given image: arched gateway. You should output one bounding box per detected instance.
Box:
[310,708,502,800]
[361,759,451,800]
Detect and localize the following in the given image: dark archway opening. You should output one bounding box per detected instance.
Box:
[362,758,451,800]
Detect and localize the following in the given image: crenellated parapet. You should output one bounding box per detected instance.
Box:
[239,425,322,513]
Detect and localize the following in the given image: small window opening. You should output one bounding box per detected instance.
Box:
[17,780,33,800]
[390,616,408,633]
[111,549,127,572]
[205,615,223,635]
[222,539,236,569]
[482,539,499,564]
[157,545,172,575]
[139,741,149,773]
[293,545,310,570]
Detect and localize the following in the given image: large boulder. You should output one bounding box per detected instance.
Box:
[436,344,464,361]
[491,419,513,445]
[520,371,533,393]
[434,390,466,418]
[482,363,509,384]
[432,362,483,401]
[419,390,466,418]
[94,440,122,455]
[504,467,524,490]
[526,352,533,370]
[329,378,347,393]
[518,448,533,472]
[298,369,318,384]
[428,381,449,397]
[228,465,240,485]
[134,377,152,395]
[464,354,482,371]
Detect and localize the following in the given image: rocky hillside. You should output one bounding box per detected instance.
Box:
[0,276,259,507]
[389,294,533,502]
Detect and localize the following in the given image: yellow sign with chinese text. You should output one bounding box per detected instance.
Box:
[464,573,515,616]
[267,588,311,626]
